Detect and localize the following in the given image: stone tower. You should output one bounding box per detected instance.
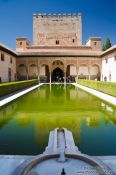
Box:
[33,13,82,46]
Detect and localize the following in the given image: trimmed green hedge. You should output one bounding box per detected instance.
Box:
[0,79,38,97]
[77,80,116,97]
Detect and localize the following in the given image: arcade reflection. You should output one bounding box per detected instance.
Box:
[0,84,116,156]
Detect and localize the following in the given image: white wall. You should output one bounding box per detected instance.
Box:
[102,56,116,82]
[0,51,16,82]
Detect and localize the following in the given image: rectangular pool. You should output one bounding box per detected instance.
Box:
[0,84,116,156]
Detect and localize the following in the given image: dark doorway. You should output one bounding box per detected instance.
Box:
[52,68,64,82]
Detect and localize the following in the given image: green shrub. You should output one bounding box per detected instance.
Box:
[77,80,116,97]
[0,79,38,97]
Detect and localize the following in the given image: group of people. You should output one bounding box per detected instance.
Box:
[54,76,76,83]
[66,76,76,83]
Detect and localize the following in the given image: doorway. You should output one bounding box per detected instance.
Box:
[52,68,64,82]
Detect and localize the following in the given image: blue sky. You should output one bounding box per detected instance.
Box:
[0,0,116,50]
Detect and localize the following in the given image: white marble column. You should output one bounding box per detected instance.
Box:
[26,59,29,80]
[76,67,79,81]
[50,71,51,84]
[88,67,90,80]
[38,66,40,83]
[64,71,66,84]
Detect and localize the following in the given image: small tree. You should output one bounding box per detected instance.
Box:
[102,38,112,51]
[102,44,106,51]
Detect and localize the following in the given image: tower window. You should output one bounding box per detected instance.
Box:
[56,40,59,45]
[94,42,97,45]
[72,39,75,43]
[20,42,22,46]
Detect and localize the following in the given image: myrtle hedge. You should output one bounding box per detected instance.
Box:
[77,80,116,97]
[0,79,38,97]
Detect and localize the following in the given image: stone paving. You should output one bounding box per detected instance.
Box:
[72,83,116,106]
[0,83,43,107]
[0,155,116,175]
[11,128,116,175]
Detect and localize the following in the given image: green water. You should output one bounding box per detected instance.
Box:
[0,84,116,156]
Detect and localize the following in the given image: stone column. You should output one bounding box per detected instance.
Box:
[38,66,40,82]
[26,59,29,80]
[26,71,29,80]
[49,63,52,84]
[88,67,90,80]
[49,70,52,92]
[49,69,52,84]
[64,71,66,90]
[100,66,102,81]
[76,59,79,81]
[38,60,40,83]
[64,71,66,84]
[76,67,79,81]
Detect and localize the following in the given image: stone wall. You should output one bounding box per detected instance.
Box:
[33,13,82,46]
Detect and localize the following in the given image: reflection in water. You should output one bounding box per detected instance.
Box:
[52,84,64,97]
[0,84,116,156]
[18,113,32,127]
[0,102,17,128]
[86,116,100,127]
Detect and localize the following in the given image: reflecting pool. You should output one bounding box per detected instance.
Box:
[0,84,116,156]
